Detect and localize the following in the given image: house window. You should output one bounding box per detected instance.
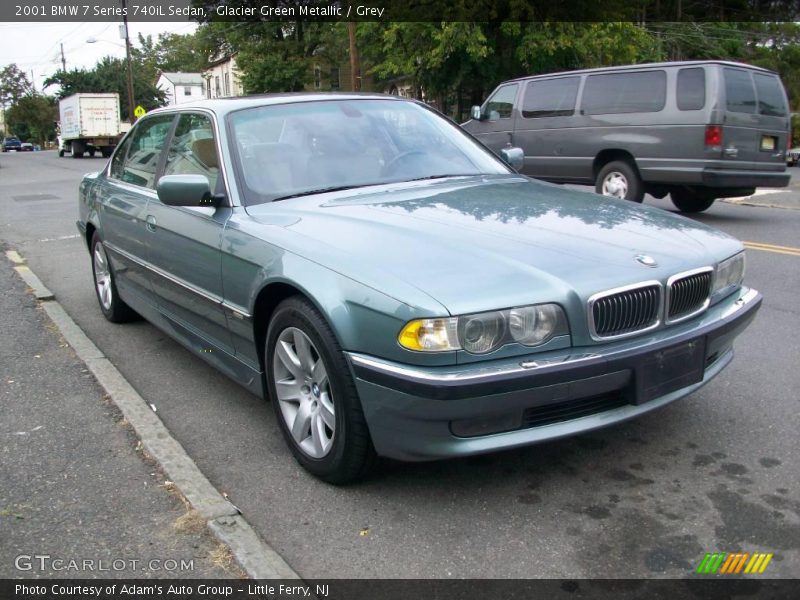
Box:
[330,68,340,90]
[183,86,192,96]
[314,66,321,89]
[206,79,211,99]
[224,73,230,96]
[214,76,221,98]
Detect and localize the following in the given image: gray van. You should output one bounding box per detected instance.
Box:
[462,61,791,212]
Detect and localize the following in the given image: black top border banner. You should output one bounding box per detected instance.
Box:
[3,0,800,22]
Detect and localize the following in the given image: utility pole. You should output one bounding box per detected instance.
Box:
[60,43,66,72]
[348,22,360,92]
[120,0,136,123]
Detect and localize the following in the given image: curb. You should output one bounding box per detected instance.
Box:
[6,250,300,580]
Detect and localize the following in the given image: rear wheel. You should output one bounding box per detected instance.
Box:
[670,188,716,213]
[596,160,644,202]
[266,297,376,484]
[71,141,84,158]
[90,233,138,323]
[88,148,96,158]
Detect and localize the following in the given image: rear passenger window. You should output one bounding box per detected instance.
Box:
[522,77,579,119]
[724,68,756,114]
[753,73,787,117]
[581,71,666,115]
[119,115,175,188]
[677,68,706,110]
[483,84,518,120]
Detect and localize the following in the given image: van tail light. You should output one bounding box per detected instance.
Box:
[705,125,722,147]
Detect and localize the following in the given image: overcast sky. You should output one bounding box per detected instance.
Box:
[0,21,198,93]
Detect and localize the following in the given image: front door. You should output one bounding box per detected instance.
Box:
[144,112,234,354]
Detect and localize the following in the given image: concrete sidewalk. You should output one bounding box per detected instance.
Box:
[0,251,238,579]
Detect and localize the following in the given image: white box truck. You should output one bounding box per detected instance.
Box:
[58,93,122,158]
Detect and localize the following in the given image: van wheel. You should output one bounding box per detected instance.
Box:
[266,297,376,484]
[596,160,644,202]
[670,188,716,213]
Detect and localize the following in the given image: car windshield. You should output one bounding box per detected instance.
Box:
[228,99,510,205]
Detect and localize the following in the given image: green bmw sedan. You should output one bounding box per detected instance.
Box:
[77,94,760,483]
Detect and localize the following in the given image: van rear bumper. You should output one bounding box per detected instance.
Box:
[701,168,790,189]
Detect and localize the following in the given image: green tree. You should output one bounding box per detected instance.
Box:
[6,94,57,144]
[133,31,213,80]
[0,64,34,107]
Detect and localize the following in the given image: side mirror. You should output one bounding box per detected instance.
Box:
[500,146,525,171]
[471,105,483,121]
[156,174,220,208]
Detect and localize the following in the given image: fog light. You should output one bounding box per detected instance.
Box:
[450,412,522,437]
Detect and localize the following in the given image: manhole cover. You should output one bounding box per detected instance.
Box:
[13,194,59,201]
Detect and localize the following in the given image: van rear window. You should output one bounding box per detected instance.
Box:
[581,71,666,115]
[753,73,787,117]
[677,68,706,110]
[522,77,579,119]
[724,68,756,114]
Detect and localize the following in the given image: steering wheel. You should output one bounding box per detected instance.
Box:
[383,150,427,175]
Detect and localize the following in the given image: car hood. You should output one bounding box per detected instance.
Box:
[245,175,742,316]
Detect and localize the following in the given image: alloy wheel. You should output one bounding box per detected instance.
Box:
[272,327,335,458]
[93,242,113,310]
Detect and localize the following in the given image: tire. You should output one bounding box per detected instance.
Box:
[670,188,716,213]
[101,148,113,158]
[58,149,65,157]
[265,297,376,484]
[595,160,644,202]
[88,148,96,158]
[71,141,84,158]
[90,233,138,323]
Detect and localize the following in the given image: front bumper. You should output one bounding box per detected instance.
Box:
[347,287,761,461]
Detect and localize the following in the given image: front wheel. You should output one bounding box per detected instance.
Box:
[670,188,716,213]
[90,233,138,323]
[266,297,376,484]
[595,160,644,202]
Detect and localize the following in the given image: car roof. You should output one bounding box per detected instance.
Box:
[504,60,778,84]
[143,92,410,118]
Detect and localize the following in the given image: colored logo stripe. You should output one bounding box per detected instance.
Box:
[696,552,773,574]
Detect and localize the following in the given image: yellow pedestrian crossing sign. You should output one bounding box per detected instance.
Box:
[134,105,146,118]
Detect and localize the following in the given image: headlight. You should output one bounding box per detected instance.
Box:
[713,252,745,296]
[398,304,568,354]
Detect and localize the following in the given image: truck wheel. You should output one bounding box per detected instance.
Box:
[670,188,716,213]
[596,160,644,203]
[101,148,113,158]
[71,141,84,158]
[58,149,65,157]
[88,148,96,158]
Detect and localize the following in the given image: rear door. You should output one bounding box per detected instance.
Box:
[99,114,176,304]
[722,67,789,168]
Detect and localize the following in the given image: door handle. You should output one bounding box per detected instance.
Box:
[145,215,157,232]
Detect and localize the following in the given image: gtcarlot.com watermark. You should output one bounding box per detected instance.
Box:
[15,554,194,573]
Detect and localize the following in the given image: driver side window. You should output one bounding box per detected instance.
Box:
[483,84,519,121]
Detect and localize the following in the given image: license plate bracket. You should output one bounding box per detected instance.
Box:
[635,337,706,404]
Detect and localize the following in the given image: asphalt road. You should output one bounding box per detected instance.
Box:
[1,150,798,578]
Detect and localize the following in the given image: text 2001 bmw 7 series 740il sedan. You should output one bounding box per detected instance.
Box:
[77,94,761,483]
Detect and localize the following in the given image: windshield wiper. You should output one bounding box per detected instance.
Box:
[403,174,474,182]
[272,184,372,202]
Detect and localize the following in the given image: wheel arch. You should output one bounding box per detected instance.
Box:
[251,279,344,375]
[592,149,640,180]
